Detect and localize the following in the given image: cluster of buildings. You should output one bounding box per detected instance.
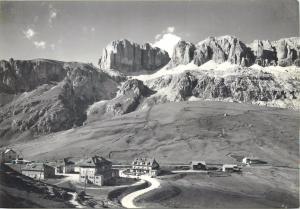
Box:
[190,161,242,172]
[0,147,162,187]
[1,147,261,187]
[21,163,56,180]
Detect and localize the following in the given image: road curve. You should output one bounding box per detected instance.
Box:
[121,175,161,208]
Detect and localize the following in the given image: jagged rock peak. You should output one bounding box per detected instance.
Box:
[194,35,253,66]
[196,35,239,45]
[169,36,300,68]
[99,39,170,75]
[167,40,196,69]
[248,37,300,67]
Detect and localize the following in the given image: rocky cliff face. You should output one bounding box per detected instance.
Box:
[99,39,170,74]
[249,38,300,67]
[0,59,67,94]
[272,38,300,67]
[168,40,196,69]
[141,69,299,109]
[250,40,277,66]
[1,36,299,144]
[193,36,253,66]
[0,59,119,143]
[168,36,300,68]
[87,79,154,121]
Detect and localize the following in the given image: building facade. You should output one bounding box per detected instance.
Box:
[190,161,207,170]
[21,163,56,180]
[78,156,112,186]
[222,164,241,172]
[1,148,17,163]
[55,158,75,174]
[131,157,160,177]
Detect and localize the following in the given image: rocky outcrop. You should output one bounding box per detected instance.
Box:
[99,39,170,74]
[194,36,254,66]
[167,36,254,68]
[0,59,67,94]
[98,37,300,74]
[142,70,298,108]
[168,41,196,68]
[272,38,300,67]
[168,36,300,68]
[250,40,277,66]
[0,60,119,142]
[87,79,154,120]
[248,37,300,67]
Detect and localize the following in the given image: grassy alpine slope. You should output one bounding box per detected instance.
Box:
[12,100,299,168]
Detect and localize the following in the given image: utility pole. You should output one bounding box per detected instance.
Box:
[39,164,42,181]
[84,172,87,193]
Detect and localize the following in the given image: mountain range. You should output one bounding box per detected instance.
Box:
[0,34,299,146]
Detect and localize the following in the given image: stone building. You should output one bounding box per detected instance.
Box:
[131,157,160,177]
[56,158,76,174]
[78,156,112,186]
[21,163,56,180]
[190,161,207,170]
[0,148,17,163]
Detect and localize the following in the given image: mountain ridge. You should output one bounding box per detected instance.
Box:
[0,35,299,144]
[98,35,300,76]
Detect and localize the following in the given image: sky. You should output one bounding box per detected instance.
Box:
[0,0,299,65]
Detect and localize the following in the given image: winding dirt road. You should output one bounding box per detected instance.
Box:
[120,175,161,208]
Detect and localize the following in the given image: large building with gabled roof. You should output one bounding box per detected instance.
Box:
[54,158,76,174]
[131,157,160,177]
[0,148,17,163]
[21,163,55,180]
[78,156,112,186]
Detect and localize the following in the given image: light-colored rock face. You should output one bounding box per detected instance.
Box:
[169,36,300,68]
[272,38,300,67]
[99,39,170,74]
[250,40,277,66]
[193,36,253,66]
[168,41,196,68]
[168,36,254,68]
[141,69,299,109]
[248,38,300,67]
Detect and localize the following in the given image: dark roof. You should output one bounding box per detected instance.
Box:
[22,163,52,171]
[64,158,75,165]
[46,158,75,167]
[2,148,16,154]
[132,157,158,166]
[77,156,111,167]
[191,161,206,165]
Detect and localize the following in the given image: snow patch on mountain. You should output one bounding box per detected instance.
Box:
[153,33,181,57]
[133,59,300,84]
[132,60,240,82]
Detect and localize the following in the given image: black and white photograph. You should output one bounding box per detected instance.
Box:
[0,0,299,208]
